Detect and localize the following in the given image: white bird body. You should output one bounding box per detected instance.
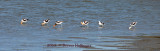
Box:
[41,19,50,26]
[43,19,50,23]
[98,21,104,26]
[53,21,63,27]
[21,19,29,24]
[55,21,63,25]
[21,20,27,23]
[129,22,137,29]
[81,21,89,25]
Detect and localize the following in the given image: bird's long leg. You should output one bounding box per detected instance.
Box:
[41,23,45,26]
[53,24,57,27]
[21,21,23,24]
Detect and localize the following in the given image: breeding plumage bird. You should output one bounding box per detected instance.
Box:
[98,21,104,26]
[53,21,63,27]
[129,22,137,29]
[21,18,29,24]
[41,19,50,26]
[81,21,89,26]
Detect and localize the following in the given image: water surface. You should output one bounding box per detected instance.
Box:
[0,0,160,51]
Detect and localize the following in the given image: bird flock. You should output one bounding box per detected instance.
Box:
[21,18,137,30]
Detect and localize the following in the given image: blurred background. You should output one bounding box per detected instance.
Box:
[0,0,160,51]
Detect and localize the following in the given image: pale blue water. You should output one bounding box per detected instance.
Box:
[0,0,160,51]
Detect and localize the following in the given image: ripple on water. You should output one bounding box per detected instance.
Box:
[50,39,72,42]
[68,37,88,39]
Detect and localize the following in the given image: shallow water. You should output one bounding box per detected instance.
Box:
[0,0,160,51]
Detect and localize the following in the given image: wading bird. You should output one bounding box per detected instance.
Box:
[81,21,89,26]
[98,21,104,26]
[41,19,50,26]
[21,18,29,24]
[129,22,137,29]
[53,21,63,27]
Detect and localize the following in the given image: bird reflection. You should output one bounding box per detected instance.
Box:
[129,26,136,31]
[55,27,63,31]
[80,26,88,31]
[98,26,104,29]
[42,26,50,28]
[54,25,63,31]
[20,23,27,26]
[98,26,104,34]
